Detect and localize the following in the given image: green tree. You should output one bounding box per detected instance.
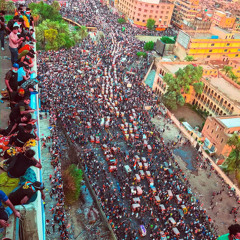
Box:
[223,65,233,74]
[223,133,240,181]
[5,1,15,13]
[163,91,178,110]
[185,55,194,61]
[144,41,154,51]
[228,71,238,81]
[161,36,175,44]
[51,1,60,11]
[44,29,58,44]
[62,164,83,205]
[79,25,88,41]
[146,18,156,31]
[136,51,147,58]
[162,65,203,110]
[193,81,204,94]
[117,18,126,24]
[0,0,5,10]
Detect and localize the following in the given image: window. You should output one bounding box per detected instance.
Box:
[211,44,215,46]
[207,55,210,58]
[209,50,212,52]
[137,18,140,21]
[211,129,214,133]
[221,138,224,143]
[138,8,141,11]
[226,43,230,46]
[165,16,168,19]
[164,21,167,25]
[207,125,209,129]
[236,54,239,57]
[166,11,169,14]
[142,20,145,22]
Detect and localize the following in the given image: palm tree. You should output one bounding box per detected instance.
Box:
[79,26,88,41]
[229,71,238,82]
[223,65,232,75]
[223,133,240,180]
[5,1,15,14]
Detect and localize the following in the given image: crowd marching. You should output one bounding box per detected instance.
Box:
[0,0,240,239]
[37,0,229,239]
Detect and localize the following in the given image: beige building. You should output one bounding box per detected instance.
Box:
[171,0,199,29]
[202,115,240,157]
[152,61,240,117]
[117,0,174,28]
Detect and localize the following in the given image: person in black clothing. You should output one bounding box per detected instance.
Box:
[0,10,5,51]
[8,124,39,147]
[7,149,42,178]
[8,181,45,205]
[5,63,19,104]
[9,96,34,121]
[0,113,33,136]
[6,15,19,34]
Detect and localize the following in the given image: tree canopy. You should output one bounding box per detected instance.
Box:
[223,133,240,184]
[137,51,147,58]
[163,65,203,110]
[146,18,156,31]
[161,36,175,44]
[144,41,154,51]
[29,1,62,22]
[36,19,88,50]
[62,164,83,205]
[117,18,126,24]
[185,55,194,61]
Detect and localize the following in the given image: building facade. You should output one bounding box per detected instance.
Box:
[201,115,240,157]
[174,27,240,61]
[152,61,240,117]
[212,10,236,29]
[117,0,174,28]
[171,0,199,29]
[229,59,240,80]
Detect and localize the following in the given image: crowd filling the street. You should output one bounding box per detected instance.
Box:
[0,0,240,239]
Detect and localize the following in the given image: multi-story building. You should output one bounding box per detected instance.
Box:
[174,26,240,61]
[171,0,199,29]
[117,0,174,29]
[212,10,236,29]
[201,115,240,157]
[228,59,240,80]
[233,16,240,32]
[152,61,240,117]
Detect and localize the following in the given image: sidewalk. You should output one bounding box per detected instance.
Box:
[39,116,63,240]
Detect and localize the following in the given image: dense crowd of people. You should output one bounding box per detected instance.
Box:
[0,0,239,239]
[36,0,222,239]
[0,4,45,237]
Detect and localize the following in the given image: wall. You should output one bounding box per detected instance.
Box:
[118,0,174,28]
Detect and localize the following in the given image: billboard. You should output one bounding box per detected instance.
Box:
[177,30,191,49]
[155,39,165,56]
